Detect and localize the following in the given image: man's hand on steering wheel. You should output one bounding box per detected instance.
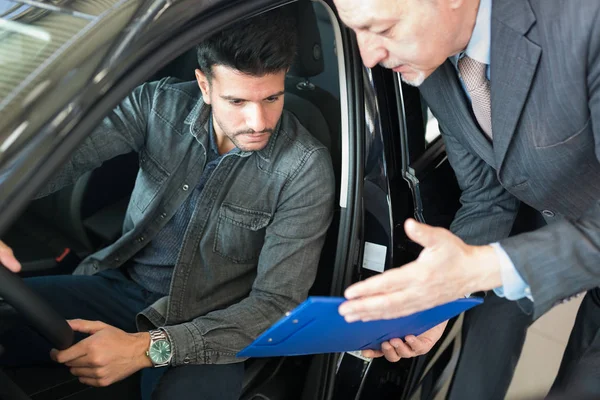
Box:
[50,320,152,387]
[0,240,20,273]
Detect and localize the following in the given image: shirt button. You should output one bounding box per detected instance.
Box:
[114,257,120,263]
[92,262,99,271]
[182,184,189,191]
[524,287,531,296]
[541,209,555,218]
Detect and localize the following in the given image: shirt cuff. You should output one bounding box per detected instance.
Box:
[490,243,533,301]
[162,323,204,366]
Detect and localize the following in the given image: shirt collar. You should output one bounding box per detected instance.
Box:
[466,0,491,65]
[208,114,235,157]
[451,0,491,66]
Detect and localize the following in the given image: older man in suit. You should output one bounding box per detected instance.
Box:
[334,0,600,398]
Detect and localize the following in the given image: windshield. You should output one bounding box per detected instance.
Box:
[0,0,124,110]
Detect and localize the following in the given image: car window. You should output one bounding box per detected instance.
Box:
[425,107,441,145]
[1,1,112,105]
[0,0,146,144]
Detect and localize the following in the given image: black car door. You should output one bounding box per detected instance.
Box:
[330,63,464,400]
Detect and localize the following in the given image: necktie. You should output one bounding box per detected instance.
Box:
[458,56,492,138]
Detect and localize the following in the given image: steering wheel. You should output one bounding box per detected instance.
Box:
[0,266,73,351]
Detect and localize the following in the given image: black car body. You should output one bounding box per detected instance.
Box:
[0,1,464,399]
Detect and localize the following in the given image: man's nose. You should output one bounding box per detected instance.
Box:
[356,31,387,68]
[246,104,267,132]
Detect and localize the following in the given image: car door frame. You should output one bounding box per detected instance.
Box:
[0,1,365,399]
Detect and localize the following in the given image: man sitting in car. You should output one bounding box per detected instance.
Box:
[0,8,334,400]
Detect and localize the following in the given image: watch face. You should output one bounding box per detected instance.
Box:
[149,340,171,364]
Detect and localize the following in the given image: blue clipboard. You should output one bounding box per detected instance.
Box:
[237,296,483,357]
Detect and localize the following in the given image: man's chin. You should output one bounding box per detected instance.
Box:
[232,132,273,152]
[399,71,427,87]
[235,140,270,152]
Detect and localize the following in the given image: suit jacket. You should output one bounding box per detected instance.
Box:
[419,0,600,319]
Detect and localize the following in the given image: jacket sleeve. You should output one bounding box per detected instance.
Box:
[35,80,165,197]
[442,126,520,245]
[163,147,335,365]
[501,9,600,319]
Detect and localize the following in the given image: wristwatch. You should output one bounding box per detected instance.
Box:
[146,329,172,367]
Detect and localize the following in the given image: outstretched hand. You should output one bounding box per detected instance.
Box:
[339,219,501,322]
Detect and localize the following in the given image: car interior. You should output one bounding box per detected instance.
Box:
[1,1,348,399]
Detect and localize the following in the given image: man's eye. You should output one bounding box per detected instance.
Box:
[377,26,394,37]
[265,96,280,103]
[229,100,244,106]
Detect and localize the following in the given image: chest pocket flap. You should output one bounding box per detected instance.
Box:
[214,203,272,263]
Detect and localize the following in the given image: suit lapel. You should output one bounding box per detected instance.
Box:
[491,0,541,171]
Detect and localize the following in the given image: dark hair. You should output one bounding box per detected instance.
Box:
[196,8,297,81]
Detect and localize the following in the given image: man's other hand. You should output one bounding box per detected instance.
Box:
[361,320,448,361]
[0,240,20,272]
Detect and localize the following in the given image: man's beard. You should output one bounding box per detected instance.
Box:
[379,60,426,87]
[229,128,275,151]
[399,70,426,87]
[213,115,275,152]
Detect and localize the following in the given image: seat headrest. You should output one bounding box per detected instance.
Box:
[288,0,325,78]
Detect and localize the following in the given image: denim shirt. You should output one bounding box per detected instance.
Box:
[40,78,335,365]
[128,116,236,296]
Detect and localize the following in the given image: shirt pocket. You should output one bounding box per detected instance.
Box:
[133,150,169,213]
[214,203,272,264]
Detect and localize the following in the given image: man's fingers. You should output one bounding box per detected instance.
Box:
[381,341,401,362]
[68,319,108,335]
[404,219,445,249]
[340,290,422,322]
[343,274,393,301]
[361,349,384,358]
[343,265,417,301]
[364,334,437,363]
[65,356,97,368]
[78,377,97,387]
[78,377,108,387]
[70,367,103,379]
[404,335,430,356]
[389,338,417,358]
[0,241,21,272]
[51,341,88,364]
[52,347,86,365]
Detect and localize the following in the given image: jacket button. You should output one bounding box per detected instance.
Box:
[541,209,555,218]
[182,184,189,191]
[183,357,191,364]
[138,236,145,242]
[160,212,167,219]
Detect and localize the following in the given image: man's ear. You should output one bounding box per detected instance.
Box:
[195,68,211,104]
